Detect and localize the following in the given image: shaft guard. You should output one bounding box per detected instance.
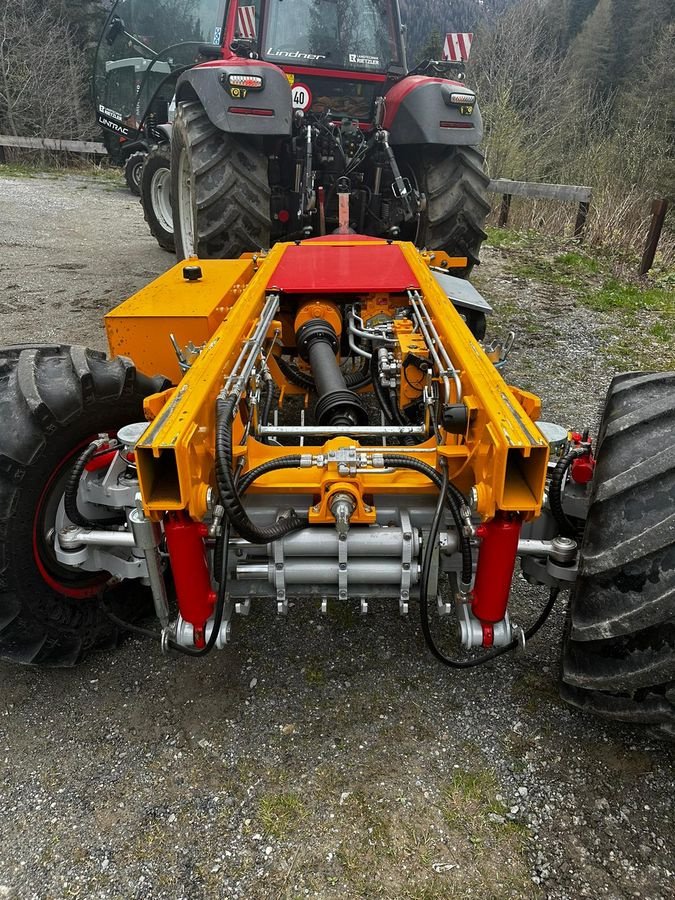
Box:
[176,61,292,136]
[383,76,483,146]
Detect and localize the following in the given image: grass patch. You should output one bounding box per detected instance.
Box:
[508,248,607,291]
[486,225,557,252]
[442,768,505,825]
[0,162,45,178]
[581,278,672,313]
[650,322,671,341]
[442,767,527,848]
[555,250,601,274]
[258,792,306,839]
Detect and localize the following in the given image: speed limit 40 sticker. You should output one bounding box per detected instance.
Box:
[291,83,312,111]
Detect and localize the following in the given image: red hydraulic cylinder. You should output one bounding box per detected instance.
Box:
[471,513,522,637]
[164,513,216,648]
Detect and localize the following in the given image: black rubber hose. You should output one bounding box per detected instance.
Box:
[419,464,561,668]
[102,517,234,657]
[276,355,371,391]
[549,448,584,535]
[261,377,274,428]
[276,355,314,390]
[345,363,371,390]
[388,387,417,446]
[100,598,161,640]
[381,454,472,585]
[216,395,307,544]
[259,376,275,445]
[238,455,304,495]
[65,442,126,530]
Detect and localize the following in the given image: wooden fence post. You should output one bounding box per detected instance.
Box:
[498,193,512,227]
[574,201,589,239]
[639,199,669,276]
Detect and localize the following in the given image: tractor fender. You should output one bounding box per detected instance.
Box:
[176,61,292,136]
[383,76,483,146]
[153,123,172,144]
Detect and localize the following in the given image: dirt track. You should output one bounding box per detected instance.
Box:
[0,172,673,900]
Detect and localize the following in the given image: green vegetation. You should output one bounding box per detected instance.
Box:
[489,227,675,370]
[443,768,512,829]
[257,792,307,839]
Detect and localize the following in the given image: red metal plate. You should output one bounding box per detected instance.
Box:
[267,239,420,294]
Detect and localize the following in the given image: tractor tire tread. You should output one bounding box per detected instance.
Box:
[408,145,490,273]
[141,144,176,253]
[173,101,271,260]
[561,371,675,738]
[0,346,165,667]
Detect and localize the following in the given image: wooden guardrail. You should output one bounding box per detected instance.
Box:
[0,134,107,156]
[488,178,592,238]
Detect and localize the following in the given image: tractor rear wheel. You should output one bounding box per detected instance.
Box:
[0,345,165,667]
[124,151,146,196]
[407,145,490,274]
[141,144,175,253]
[172,100,271,260]
[561,372,675,738]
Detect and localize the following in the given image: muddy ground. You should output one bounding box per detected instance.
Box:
[0,172,673,900]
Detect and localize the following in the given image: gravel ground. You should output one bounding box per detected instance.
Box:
[0,172,673,900]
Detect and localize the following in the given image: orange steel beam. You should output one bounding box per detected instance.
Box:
[128,240,548,523]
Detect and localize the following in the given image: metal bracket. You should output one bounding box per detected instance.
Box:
[274,523,287,614]
[399,509,412,615]
[338,527,348,603]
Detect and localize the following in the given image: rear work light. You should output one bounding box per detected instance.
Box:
[448,91,476,105]
[228,74,264,89]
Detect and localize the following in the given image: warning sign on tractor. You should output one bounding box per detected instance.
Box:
[291,84,312,112]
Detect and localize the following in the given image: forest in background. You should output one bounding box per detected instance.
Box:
[0,0,673,256]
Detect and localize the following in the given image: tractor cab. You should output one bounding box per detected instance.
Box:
[95,0,408,137]
[93,0,228,144]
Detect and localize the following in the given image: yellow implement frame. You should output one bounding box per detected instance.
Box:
[105,240,549,523]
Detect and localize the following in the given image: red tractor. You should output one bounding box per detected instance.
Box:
[96,0,490,267]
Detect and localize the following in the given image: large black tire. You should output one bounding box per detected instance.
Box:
[0,345,166,667]
[561,372,675,738]
[141,144,175,253]
[124,150,146,196]
[407,145,490,274]
[171,101,271,260]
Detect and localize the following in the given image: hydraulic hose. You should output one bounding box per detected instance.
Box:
[419,464,560,668]
[100,598,162,640]
[388,387,416,446]
[65,442,126,530]
[276,355,314,390]
[549,448,584,536]
[260,377,274,427]
[238,455,304,495]
[381,454,472,586]
[216,395,307,544]
[276,354,370,391]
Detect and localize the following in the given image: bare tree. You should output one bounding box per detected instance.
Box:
[0,0,92,139]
